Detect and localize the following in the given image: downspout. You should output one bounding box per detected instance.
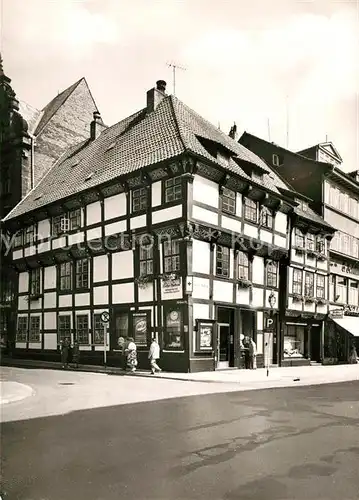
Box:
[29,134,36,189]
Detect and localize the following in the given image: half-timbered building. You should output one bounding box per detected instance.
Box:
[4,80,318,372]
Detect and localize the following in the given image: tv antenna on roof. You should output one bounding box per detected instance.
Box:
[166,62,186,96]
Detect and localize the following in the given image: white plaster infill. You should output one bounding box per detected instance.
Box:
[0,381,34,405]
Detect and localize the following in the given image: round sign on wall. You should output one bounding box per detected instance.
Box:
[100,311,110,323]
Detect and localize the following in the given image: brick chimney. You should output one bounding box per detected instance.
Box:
[90,111,106,140]
[228,122,238,140]
[147,80,167,113]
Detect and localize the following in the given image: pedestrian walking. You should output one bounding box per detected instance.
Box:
[243,336,251,369]
[349,342,358,364]
[125,337,138,372]
[72,340,80,368]
[60,337,70,369]
[148,337,162,374]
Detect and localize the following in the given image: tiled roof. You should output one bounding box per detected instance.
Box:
[4,94,297,221]
[34,78,83,136]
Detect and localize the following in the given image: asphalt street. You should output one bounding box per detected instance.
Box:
[2,376,359,500]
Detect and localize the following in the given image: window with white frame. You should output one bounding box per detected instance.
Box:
[75,259,89,289]
[216,245,230,278]
[17,317,28,342]
[163,240,180,273]
[29,316,40,342]
[132,187,148,212]
[52,215,63,236]
[349,281,359,305]
[284,325,305,358]
[305,272,314,296]
[69,209,81,230]
[164,176,182,203]
[221,187,236,214]
[93,314,104,344]
[306,233,315,251]
[14,230,23,247]
[316,275,325,298]
[329,275,335,302]
[336,277,347,303]
[58,315,71,343]
[25,225,35,245]
[139,244,153,276]
[260,206,273,229]
[59,262,72,291]
[244,198,257,223]
[76,315,89,344]
[272,154,280,166]
[30,268,41,296]
[292,269,303,294]
[238,251,249,280]
[294,228,304,248]
[266,261,278,288]
[316,235,325,254]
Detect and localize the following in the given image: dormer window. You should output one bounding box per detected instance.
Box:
[272,154,280,166]
[295,198,308,212]
[221,187,236,214]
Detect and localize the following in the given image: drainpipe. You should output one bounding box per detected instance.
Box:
[29,133,36,189]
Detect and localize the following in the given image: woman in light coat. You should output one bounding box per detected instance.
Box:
[148,338,162,374]
[125,337,138,372]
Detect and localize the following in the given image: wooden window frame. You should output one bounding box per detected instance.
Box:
[316,236,325,254]
[29,268,41,297]
[132,187,148,213]
[163,240,181,273]
[76,315,89,344]
[164,176,182,204]
[14,230,23,247]
[17,317,28,342]
[304,271,314,296]
[237,251,249,280]
[306,233,315,251]
[222,187,236,215]
[295,228,304,248]
[69,209,82,230]
[93,314,104,344]
[52,215,63,237]
[59,262,73,291]
[316,275,325,299]
[292,269,303,295]
[58,315,71,343]
[29,316,40,342]
[139,244,154,277]
[75,258,89,290]
[216,245,230,278]
[260,206,273,229]
[244,198,258,223]
[25,225,35,245]
[266,261,278,288]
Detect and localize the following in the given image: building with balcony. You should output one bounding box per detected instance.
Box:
[2,79,312,372]
[239,133,359,362]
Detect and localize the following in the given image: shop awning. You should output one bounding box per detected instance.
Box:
[331,317,359,337]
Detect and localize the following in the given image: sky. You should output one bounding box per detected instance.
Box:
[1,0,358,172]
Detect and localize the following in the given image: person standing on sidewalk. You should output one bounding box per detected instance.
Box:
[125,337,138,372]
[72,340,80,369]
[148,337,162,374]
[60,337,70,369]
[249,338,257,369]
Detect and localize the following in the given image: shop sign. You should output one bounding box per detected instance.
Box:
[264,316,275,332]
[329,308,343,319]
[344,305,359,316]
[161,276,182,299]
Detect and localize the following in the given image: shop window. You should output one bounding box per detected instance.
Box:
[316,275,325,298]
[266,261,278,288]
[292,269,303,294]
[76,315,89,344]
[58,315,71,343]
[295,228,304,248]
[75,259,89,289]
[29,316,40,342]
[163,307,183,349]
[69,209,82,230]
[238,251,249,280]
[163,240,180,273]
[30,268,41,297]
[139,244,153,276]
[131,311,150,346]
[305,272,314,296]
[260,206,273,229]
[93,314,104,344]
[222,187,236,214]
[59,262,72,291]
[244,198,258,223]
[284,325,305,358]
[349,281,359,305]
[216,245,230,278]
[115,313,129,346]
[25,225,35,245]
[132,187,148,213]
[306,233,315,251]
[164,176,182,203]
[17,317,28,342]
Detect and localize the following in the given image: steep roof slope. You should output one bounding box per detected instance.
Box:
[4,94,296,221]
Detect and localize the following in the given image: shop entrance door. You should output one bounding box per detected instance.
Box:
[310,325,321,362]
[217,323,230,369]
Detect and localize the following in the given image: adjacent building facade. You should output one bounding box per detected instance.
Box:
[239,133,359,361]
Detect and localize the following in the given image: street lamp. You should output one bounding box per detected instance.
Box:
[268,291,276,310]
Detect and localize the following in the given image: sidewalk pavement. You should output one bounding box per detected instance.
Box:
[1,356,358,388]
[0,380,34,405]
